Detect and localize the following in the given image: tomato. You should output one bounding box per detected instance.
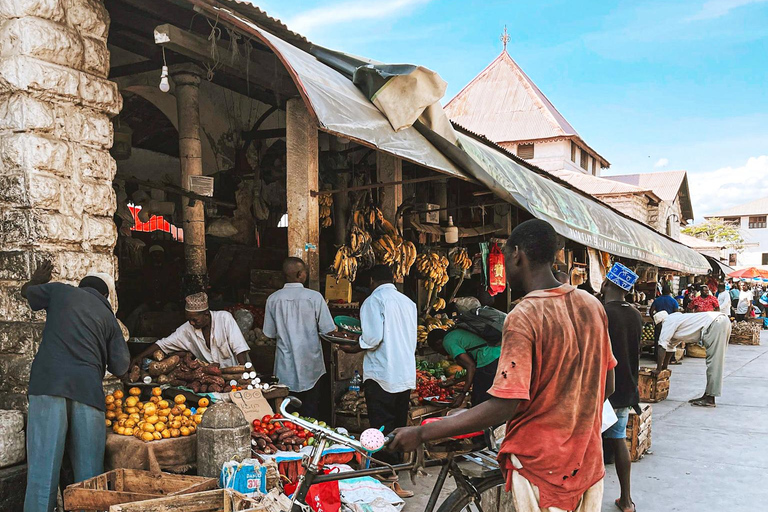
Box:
[284,421,294,430]
[261,415,272,424]
[273,414,282,419]
[297,431,306,439]
[252,419,261,428]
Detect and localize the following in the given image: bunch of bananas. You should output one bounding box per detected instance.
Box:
[449,247,472,272]
[349,225,375,270]
[417,314,455,344]
[431,297,446,312]
[372,234,417,279]
[416,253,450,293]
[332,246,358,283]
[354,206,384,231]
[319,194,333,228]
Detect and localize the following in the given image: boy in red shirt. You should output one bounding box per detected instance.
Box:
[391,219,616,511]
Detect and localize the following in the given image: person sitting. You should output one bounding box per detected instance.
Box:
[132,292,250,368]
[688,285,720,313]
[427,327,501,408]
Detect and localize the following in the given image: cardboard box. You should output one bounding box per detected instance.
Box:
[325,275,352,303]
[229,389,273,428]
[416,203,440,224]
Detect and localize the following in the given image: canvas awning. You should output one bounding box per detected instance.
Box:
[184,1,710,274]
[706,256,734,276]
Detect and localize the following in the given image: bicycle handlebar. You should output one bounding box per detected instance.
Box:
[276,397,367,452]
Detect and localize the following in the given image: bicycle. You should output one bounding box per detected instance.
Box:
[271,397,509,512]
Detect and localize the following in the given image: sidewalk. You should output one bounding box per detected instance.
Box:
[405,335,768,511]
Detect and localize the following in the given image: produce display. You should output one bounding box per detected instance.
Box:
[416,252,450,312]
[229,306,273,348]
[416,370,452,403]
[105,388,205,442]
[417,314,455,345]
[371,233,417,281]
[338,390,367,415]
[319,193,334,228]
[127,352,267,393]
[449,247,473,273]
[251,413,313,455]
[641,323,655,344]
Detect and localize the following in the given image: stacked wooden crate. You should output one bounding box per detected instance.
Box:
[638,368,671,403]
[625,404,652,461]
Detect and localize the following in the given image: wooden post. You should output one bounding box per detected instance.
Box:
[286,98,320,290]
[171,64,207,293]
[376,152,402,225]
[435,179,448,222]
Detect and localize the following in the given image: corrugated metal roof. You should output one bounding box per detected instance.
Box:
[549,169,659,200]
[705,196,768,218]
[603,170,694,220]
[444,51,578,143]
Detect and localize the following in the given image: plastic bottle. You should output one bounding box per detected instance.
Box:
[349,370,361,393]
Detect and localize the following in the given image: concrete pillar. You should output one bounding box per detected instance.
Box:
[171,64,207,293]
[376,153,402,225]
[286,98,320,290]
[0,0,121,412]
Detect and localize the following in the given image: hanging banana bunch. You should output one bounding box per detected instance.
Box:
[431,297,446,312]
[372,234,417,280]
[349,225,375,270]
[319,193,333,228]
[415,252,450,311]
[449,247,472,273]
[332,246,358,283]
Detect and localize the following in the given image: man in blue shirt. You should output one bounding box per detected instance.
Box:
[21,261,130,512]
[650,285,679,316]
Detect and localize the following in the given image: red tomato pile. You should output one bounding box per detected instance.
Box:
[416,370,451,402]
[251,413,316,455]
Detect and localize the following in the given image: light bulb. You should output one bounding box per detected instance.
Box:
[159,65,170,92]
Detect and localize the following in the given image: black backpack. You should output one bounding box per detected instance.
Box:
[455,306,506,347]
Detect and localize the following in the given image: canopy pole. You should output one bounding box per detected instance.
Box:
[172,63,208,294]
[286,98,321,290]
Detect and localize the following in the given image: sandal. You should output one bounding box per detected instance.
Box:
[690,398,716,408]
[389,481,414,499]
[615,498,636,512]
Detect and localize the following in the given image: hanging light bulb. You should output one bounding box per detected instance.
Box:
[159,65,170,93]
[445,216,459,244]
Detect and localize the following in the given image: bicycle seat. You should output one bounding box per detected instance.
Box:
[421,417,483,440]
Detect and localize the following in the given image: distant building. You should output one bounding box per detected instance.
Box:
[705,197,768,268]
[444,47,610,176]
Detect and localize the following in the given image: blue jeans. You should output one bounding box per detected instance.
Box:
[24,395,105,512]
[603,406,631,439]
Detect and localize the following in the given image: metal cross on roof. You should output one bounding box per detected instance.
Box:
[500,25,510,51]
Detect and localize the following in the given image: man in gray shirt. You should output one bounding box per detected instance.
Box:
[263,257,335,419]
[21,261,130,512]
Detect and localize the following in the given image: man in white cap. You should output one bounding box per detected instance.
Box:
[21,261,130,512]
[131,291,250,368]
[654,309,731,407]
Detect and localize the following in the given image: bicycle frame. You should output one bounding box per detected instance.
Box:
[275,398,499,512]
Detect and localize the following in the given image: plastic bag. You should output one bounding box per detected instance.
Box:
[220,459,268,497]
[305,472,341,512]
[487,243,506,296]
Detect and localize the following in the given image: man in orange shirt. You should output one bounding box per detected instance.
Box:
[391,219,616,512]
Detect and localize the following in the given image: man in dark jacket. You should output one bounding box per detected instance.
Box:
[22,261,130,512]
[600,264,643,512]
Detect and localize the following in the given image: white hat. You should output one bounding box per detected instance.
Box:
[653,311,669,325]
[185,292,209,312]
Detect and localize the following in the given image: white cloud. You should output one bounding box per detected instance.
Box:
[687,0,768,21]
[654,158,669,168]
[689,155,768,221]
[286,0,432,35]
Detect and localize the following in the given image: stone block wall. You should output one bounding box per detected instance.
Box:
[598,194,650,226]
[0,0,119,412]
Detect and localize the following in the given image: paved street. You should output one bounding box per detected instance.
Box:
[405,335,768,511]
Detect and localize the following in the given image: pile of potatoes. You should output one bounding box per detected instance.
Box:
[105,387,208,442]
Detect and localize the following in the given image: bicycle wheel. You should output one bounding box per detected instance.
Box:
[436,473,513,512]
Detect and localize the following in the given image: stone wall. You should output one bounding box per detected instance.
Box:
[598,194,649,226]
[0,0,119,411]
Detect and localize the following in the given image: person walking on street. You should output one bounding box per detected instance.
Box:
[734,282,753,321]
[688,285,720,313]
[390,220,616,512]
[22,262,130,512]
[729,282,741,315]
[263,257,336,419]
[601,264,642,512]
[655,310,731,407]
[339,264,418,498]
[717,284,731,316]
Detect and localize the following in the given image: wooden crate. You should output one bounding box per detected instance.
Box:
[63,469,217,512]
[638,368,670,403]
[408,403,449,426]
[108,489,262,512]
[625,404,652,462]
[730,332,760,345]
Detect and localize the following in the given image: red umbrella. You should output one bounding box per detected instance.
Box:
[728,267,768,279]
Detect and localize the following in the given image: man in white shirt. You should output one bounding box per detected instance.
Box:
[654,310,731,407]
[340,265,417,498]
[716,284,731,316]
[132,292,250,368]
[735,281,753,321]
[263,257,336,419]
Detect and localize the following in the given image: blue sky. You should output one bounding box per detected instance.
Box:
[256,0,768,219]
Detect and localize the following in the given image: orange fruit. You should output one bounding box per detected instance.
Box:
[193,415,202,424]
[105,395,115,405]
[197,407,207,415]
[152,431,162,440]
[188,425,196,434]
[182,409,192,417]
[142,423,156,433]
[177,404,187,412]
[105,410,116,420]
[129,413,140,422]
[143,404,157,416]
[105,403,116,412]
[170,420,181,429]
[141,432,154,442]
[198,398,209,407]
[158,408,171,417]
[155,422,166,432]
[170,407,181,416]
[136,402,144,410]
[116,426,126,435]
[105,419,112,427]
[158,400,169,409]
[170,428,180,438]
[149,396,160,404]
[125,396,138,407]
[127,388,140,397]
[114,390,125,399]
[161,429,171,439]
[124,427,134,436]
[180,426,190,436]
[152,387,162,396]
[145,415,159,425]
[158,415,169,424]
[124,419,136,428]
[174,395,186,405]
[113,399,122,408]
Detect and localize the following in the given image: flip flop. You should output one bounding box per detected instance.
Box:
[688,396,706,403]
[615,498,636,512]
[690,398,716,408]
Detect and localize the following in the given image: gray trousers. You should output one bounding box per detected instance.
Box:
[701,315,731,397]
[24,395,105,512]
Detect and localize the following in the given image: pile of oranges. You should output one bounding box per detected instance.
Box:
[105,387,209,442]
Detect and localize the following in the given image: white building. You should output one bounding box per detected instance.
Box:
[705,197,768,268]
[444,47,610,176]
